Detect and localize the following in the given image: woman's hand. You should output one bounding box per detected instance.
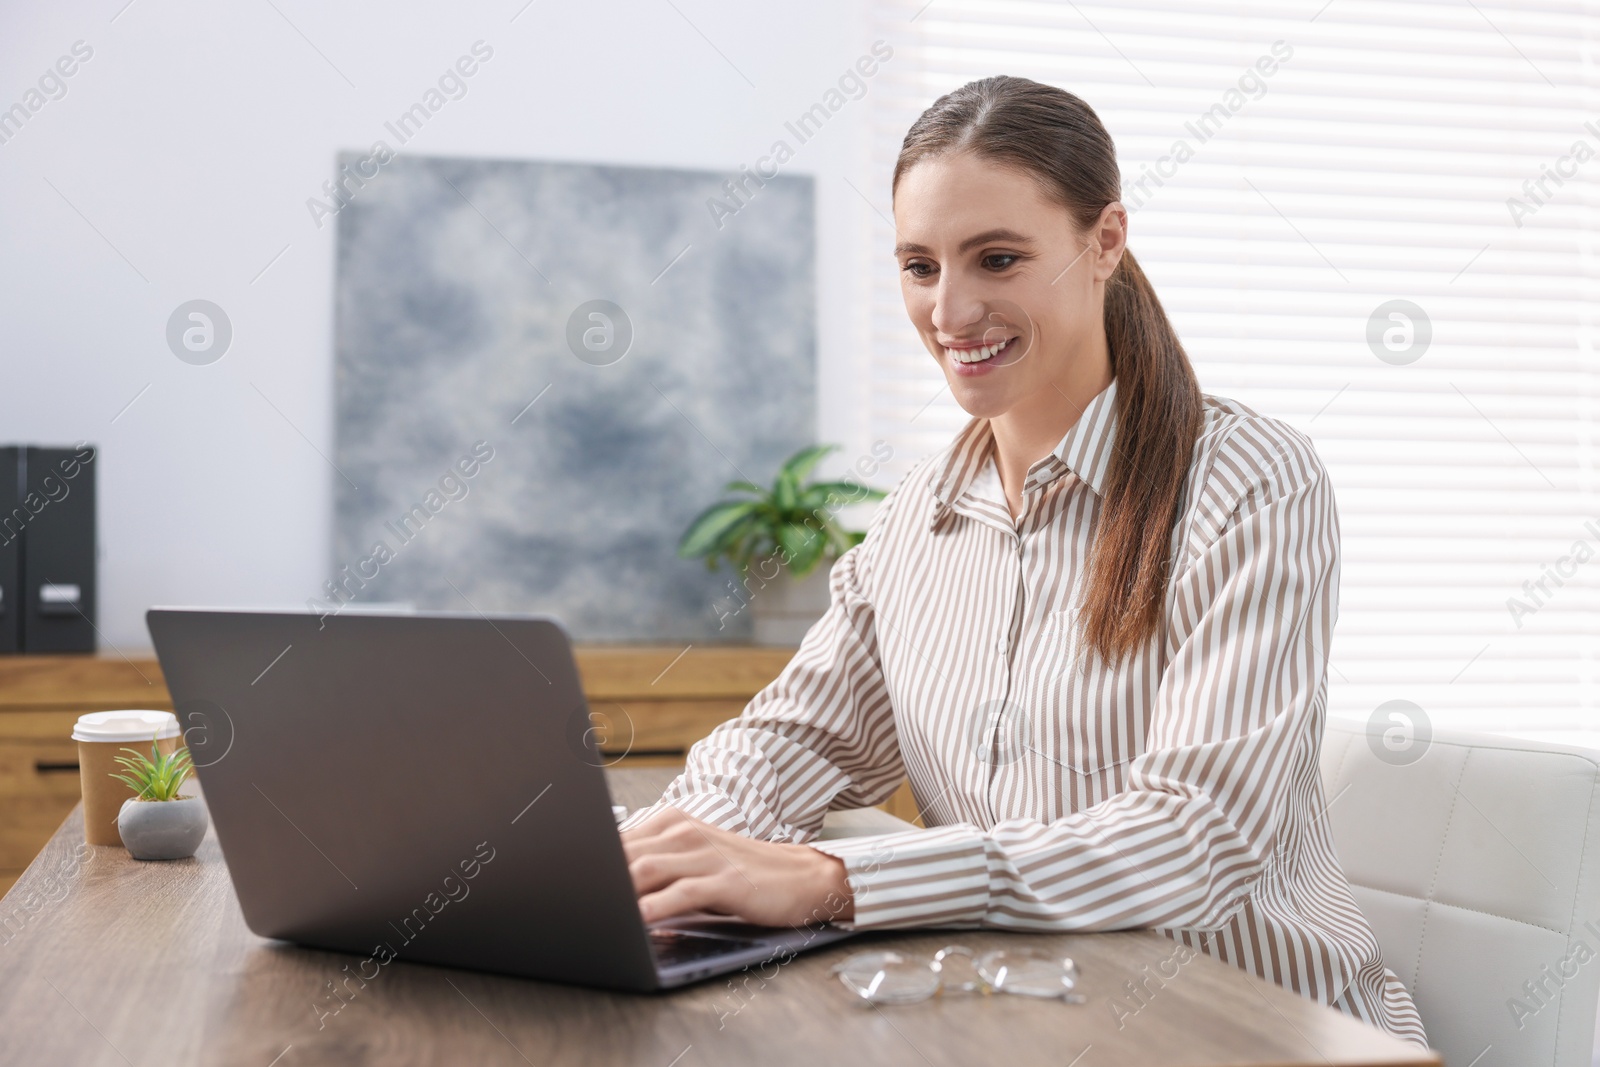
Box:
[622,807,854,927]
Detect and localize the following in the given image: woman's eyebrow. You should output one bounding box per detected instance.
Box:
[895,228,1034,257]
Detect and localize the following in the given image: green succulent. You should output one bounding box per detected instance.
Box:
[111,733,194,802]
[678,444,886,579]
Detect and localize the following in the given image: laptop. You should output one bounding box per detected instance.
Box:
[145,607,854,991]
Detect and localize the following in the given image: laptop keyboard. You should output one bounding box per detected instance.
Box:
[650,928,764,967]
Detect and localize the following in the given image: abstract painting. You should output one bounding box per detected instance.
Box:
[331,153,815,640]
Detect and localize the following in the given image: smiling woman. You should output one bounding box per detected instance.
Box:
[620,75,1428,1050]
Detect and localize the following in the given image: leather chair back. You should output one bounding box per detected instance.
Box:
[1321,717,1600,1067]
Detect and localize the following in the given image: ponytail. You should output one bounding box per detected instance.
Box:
[1087,249,1201,663]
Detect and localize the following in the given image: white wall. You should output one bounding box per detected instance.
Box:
[0,0,884,650]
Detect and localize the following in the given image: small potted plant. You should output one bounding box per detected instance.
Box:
[678,444,885,644]
[112,734,207,860]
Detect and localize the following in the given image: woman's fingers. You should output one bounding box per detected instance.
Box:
[621,813,757,919]
[620,807,702,853]
[622,813,716,864]
[617,809,854,927]
[620,805,684,842]
[639,872,741,925]
[628,846,721,896]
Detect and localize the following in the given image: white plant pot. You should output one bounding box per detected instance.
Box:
[117,794,208,860]
[750,558,835,646]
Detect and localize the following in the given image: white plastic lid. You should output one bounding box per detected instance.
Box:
[72,710,180,743]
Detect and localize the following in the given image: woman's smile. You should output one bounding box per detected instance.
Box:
[943,334,1020,375]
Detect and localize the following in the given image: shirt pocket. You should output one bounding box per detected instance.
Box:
[1041,608,1143,783]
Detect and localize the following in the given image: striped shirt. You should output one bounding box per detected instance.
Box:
[626,377,1426,1046]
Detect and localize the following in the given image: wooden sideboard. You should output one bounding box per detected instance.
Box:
[0,647,920,896]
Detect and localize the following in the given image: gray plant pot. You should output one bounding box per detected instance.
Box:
[117,795,208,860]
[751,559,836,646]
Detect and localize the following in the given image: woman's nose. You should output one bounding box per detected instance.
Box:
[930,280,988,338]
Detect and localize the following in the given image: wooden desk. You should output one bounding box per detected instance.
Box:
[0,769,1437,1066]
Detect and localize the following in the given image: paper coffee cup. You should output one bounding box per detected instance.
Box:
[73,710,181,847]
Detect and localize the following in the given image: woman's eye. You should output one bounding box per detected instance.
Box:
[982,253,1019,271]
[901,261,934,279]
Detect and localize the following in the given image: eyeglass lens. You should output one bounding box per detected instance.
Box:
[977,949,1081,998]
[833,951,942,1005]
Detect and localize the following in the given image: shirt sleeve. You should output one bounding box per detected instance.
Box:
[617,479,910,843]
[811,424,1340,931]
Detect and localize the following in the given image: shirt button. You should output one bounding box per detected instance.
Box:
[996,634,1008,654]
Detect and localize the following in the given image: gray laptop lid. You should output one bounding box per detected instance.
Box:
[146,608,662,991]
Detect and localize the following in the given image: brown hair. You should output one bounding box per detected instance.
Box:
[894,75,1203,665]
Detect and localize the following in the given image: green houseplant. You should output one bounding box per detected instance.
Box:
[678,445,886,643]
[112,734,208,860]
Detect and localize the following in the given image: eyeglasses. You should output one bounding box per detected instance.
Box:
[832,945,1085,1005]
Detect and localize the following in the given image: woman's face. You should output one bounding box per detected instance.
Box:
[893,151,1125,420]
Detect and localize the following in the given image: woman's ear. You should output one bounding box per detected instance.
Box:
[1090,201,1129,282]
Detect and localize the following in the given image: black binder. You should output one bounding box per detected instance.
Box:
[19,445,97,653]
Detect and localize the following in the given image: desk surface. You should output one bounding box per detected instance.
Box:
[0,769,1438,1067]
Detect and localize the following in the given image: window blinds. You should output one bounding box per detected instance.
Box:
[862,0,1600,731]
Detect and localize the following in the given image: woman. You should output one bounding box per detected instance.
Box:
[621,75,1426,1046]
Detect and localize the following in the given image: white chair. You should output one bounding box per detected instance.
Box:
[1320,716,1600,1067]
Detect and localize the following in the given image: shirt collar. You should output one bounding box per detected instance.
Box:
[928,378,1120,530]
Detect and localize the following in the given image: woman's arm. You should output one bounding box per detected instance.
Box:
[621,509,905,836]
[621,469,921,923]
[811,424,1338,932]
